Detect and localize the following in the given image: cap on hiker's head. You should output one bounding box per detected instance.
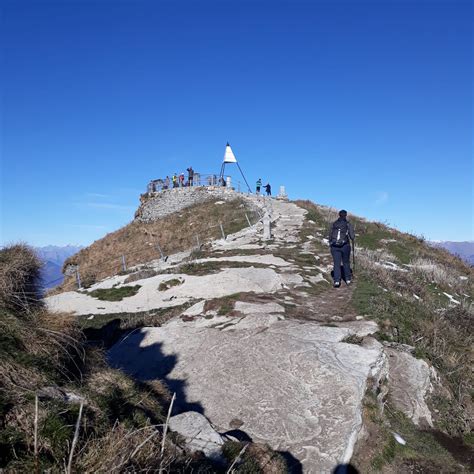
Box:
[339,210,347,218]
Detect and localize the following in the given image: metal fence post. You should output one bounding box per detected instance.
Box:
[245,213,252,228]
[121,255,127,272]
[75,269,82,289]
[219,222,226,240]
[157,242,166,261]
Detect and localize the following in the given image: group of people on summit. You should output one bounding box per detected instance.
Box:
[148,167,229,192]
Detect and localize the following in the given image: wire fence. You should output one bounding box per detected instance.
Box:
[46,206,265,291]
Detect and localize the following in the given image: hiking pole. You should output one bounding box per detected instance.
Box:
[352,239,356,274]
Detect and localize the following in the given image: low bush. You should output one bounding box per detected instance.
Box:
[0,244,43,312]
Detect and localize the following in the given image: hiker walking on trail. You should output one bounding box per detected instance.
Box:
[172,174,178,188]
[187,167,194,186]
[265,183,271,196]
[329,210,355,288]
[256,178,262,195]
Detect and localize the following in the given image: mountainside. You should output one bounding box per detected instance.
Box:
[2,188,472,472]
[34,245,82,288]
[41,189,473,472]
[432,241,474,265]
[55,188,261,293]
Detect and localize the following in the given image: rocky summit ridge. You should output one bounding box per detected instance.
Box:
[45,190,473,472]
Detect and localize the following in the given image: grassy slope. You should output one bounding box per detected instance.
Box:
[295,200,474,471]
[1,244,289,472]
[55,197,259,292]
[0,245,185,472]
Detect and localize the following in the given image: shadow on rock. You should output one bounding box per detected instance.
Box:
[333,464,359,474]
[83,318,124,348]
[107,329,204,414]
[222,429,253,442]
[278,451,303,473]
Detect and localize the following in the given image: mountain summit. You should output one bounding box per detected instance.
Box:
[41,187,473,472]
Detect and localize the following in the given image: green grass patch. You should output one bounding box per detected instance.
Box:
[355,227,393,250]
[222,441,260,472]
[204,293,243,316]
[173,260,267,276]
[463,432,474,445]
[40,401,80,460]
[351,277,383,316]
[87,285,141,301]
[360,401,461,472]
[342,334,364,345]
[158,278,182,291]
[386,242,412,264]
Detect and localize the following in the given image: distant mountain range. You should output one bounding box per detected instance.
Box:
[431,241,474,265]
[34,245,83,288]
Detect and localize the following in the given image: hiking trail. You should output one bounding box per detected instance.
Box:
[46,195,435,472]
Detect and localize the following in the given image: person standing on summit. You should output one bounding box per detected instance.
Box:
[329,210,355,288]
[187,167,194,186]
[256,178,262,195]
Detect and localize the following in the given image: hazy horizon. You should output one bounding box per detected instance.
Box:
[1,0,472,246]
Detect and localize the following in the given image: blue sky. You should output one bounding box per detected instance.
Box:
[1,0,472,246]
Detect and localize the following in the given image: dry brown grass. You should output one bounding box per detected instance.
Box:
[55,198,258,292]
[78,422,164,472]
[1,241,279,472]
[0,243,43,312]
[409,257,469,293]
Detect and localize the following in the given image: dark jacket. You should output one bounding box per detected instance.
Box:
[329,218,355,245]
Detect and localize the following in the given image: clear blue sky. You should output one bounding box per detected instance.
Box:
[1,0,472,246]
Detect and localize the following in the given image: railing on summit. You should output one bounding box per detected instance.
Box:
[145,173,246,194]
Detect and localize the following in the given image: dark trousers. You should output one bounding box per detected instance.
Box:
[331,243,351,282]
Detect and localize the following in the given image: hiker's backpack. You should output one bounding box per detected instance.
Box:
[331,220,349,247]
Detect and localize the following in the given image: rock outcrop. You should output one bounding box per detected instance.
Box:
[135,187,248,222]
[47,195,436,472]
[109,313,385,472]
[386,348,435,426]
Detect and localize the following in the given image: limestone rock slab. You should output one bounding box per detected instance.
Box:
[46,267,289,316]
[109,318,384,472]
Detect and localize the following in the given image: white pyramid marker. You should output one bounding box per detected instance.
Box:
[223,143,237,163]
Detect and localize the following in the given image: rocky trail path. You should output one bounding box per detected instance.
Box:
[46,195,434,473]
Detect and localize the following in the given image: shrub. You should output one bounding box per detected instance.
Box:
[0,244,43,312]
